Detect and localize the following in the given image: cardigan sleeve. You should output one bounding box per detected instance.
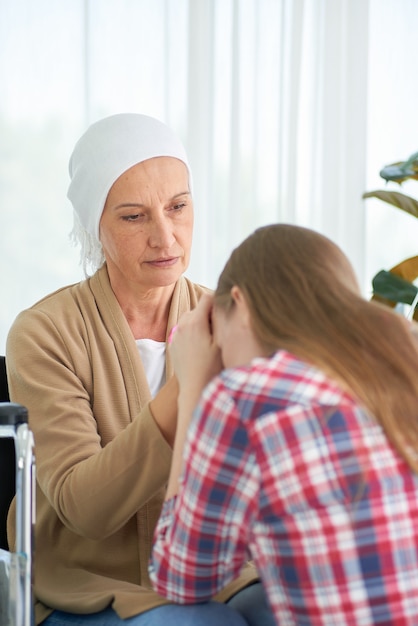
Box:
[6,295,173,541]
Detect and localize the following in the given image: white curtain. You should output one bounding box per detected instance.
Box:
[186,0,369,287]
[0,0,416,352]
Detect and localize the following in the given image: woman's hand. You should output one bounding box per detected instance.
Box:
[165,294,223,499]
[170,293,222,402]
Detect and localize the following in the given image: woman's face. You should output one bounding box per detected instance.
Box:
[100,156,193,293]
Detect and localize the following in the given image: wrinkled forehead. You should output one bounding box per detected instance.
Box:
[103,156,192,207]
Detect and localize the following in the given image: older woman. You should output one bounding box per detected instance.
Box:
[6,114,273,626]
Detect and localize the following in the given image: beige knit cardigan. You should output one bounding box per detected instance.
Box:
[6,266,257,624]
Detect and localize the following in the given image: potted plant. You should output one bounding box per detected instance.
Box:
[363,151,418,319]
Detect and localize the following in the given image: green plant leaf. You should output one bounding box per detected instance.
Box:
[379,164,417,183]
[389,256,418,283]
[379,151,418,183]
[372,270,418,304]
[362,190,418,219]
[402,151,418,170]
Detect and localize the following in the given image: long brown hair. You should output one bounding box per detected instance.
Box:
[214,223,418,471]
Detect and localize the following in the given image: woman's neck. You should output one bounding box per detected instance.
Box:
[113,282,176,341]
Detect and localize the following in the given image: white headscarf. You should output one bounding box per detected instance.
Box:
[67,113,191,275]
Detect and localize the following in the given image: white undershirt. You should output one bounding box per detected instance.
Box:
[135,338,166,398]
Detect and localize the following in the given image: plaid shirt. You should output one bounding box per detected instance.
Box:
[150,350,418,625]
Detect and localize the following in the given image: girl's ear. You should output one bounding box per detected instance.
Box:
[230,285,243,305]
[230,286,252,327]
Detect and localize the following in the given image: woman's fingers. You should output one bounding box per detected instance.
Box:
[171,293,214,348]
[169,293,221,389]
[178,293,213,333]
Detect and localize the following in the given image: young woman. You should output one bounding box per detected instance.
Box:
[150,223,418,625]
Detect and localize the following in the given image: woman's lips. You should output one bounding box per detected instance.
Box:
[146,257,178,268]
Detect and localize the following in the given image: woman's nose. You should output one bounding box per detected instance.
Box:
[148,216,175,248]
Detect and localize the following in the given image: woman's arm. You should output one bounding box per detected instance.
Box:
[149,295,256,601]
[149,374,178,447]
[164,293,222,498]
[149,381,257,603]
[6,307,173,540]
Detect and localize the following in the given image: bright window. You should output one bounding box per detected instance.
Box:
[1,0,417,352]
